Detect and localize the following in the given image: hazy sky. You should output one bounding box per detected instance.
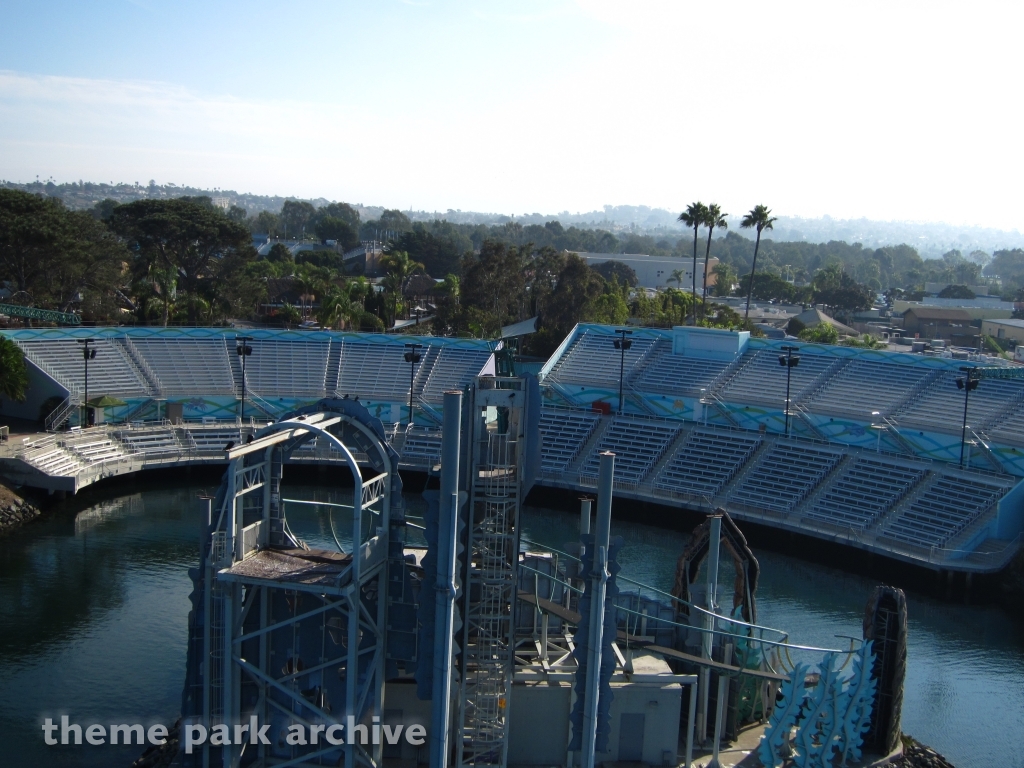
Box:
[1,1,1021,229]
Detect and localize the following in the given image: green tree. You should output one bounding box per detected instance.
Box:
[740,205,777,323]
[798,323,839,344]
[109,197,252,325]
[678,202,708,325]
[700,204,728,318]
[380,250,424,327]
[710,262,736,296]
[0,190,126,321]
[938,284,976,299]
[266,242,294,267]
[0,337,29,402]
[314,216,359,250]
[280,200,316,239]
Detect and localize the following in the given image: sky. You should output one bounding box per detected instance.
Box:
[1,0,1021,230]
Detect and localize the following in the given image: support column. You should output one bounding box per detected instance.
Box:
[431,390,462,768]
[581,452,613,768]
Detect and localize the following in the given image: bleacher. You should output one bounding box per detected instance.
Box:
[579,417,680,485]
[729,442,843,514]
[988,402,1024,445]
[633,340,733,395]
[804,360,933,418]
[546,331,657,389]
[715,350,835,407]
[419,347,491,401]
[244,339,330,397]
[114,428,184,457]
[183,426,246,453]
[336,341,414,401]
[23,440,83,476]
[539,410,599,473]
[880,474,1008,548]
[803,457,926,530]
[896,373,1024,433]
[654,428,761,499]
[18,338,151,396]
[400,429,443,466]
[131,337,235,395]
[63,433,129,464]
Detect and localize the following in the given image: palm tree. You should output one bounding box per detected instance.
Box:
[678,202,708,325]
[380,250,424,327]
[669,268,687,291]
[740,205,778,323]
[700,204,728,319]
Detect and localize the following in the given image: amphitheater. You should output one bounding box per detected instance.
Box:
[2,323,1023,574]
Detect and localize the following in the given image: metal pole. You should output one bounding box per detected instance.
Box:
[409,356,416,426]
[707,643,733,768]
[960,374,971,467]
[685,677,698,768]
[698,514,722,744]
[581,452,614,768]
[430,390,462,768]
[784,350,792,437]
[84,343,89,426]
[618,336,626,415]
[240,348,246,422]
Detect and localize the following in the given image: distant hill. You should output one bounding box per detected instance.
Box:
[4,179,1022,258]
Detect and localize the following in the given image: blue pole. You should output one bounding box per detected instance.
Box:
[430,390,462,768]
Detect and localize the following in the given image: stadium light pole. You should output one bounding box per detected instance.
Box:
[956,366,981,467]
[404,343,423,427]
[613,329,633,415]
[779,345,800,437]
[77,339,97,427]
[236,336,253,421]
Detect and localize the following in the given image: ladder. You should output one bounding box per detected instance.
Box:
[457,387,524,768]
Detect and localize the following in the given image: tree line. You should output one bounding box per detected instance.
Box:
[4,189,1023,357]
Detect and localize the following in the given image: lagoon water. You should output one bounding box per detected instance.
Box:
[0,483,1021,768]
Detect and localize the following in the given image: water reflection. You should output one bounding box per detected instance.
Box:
[0,486,1020,768]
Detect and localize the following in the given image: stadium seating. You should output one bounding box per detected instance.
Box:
[578,417,680,485]
[880,474,1008,548]
[17,338,151,396]
[539,410,600,473]
[183,426,246,453]
[243,339,330,397]
[419,347,491,401]
[336,341,415,401]
[633,340,733,395]
[654,428,762,499]
[131,337,235,395]
[803,457,926,529]
[895,372,1024,431]
[63,433,129,464]
[400,429,443,466]
[114,428,185,457]
[729,442,843,514]
[803,360,933,418]
[716,350,835,407]
[546,331,657,389]
[988,402,1024,445]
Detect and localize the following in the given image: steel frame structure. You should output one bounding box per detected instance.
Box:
[199,409,394,768]
[455,378,528,768]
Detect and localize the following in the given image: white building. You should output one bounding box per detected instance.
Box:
[574,252,716,291]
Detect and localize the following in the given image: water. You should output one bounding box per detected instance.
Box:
[0,484,1021,768]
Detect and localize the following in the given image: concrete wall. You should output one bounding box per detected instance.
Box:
[0,358,67,424]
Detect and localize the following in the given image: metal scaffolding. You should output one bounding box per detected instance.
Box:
[185,404,401,768]
[455,378,529,768]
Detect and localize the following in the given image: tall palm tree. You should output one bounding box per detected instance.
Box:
[669,268,687,291]
[700,204,728,319]
[740,205,778,323]
[678,202,708,325]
